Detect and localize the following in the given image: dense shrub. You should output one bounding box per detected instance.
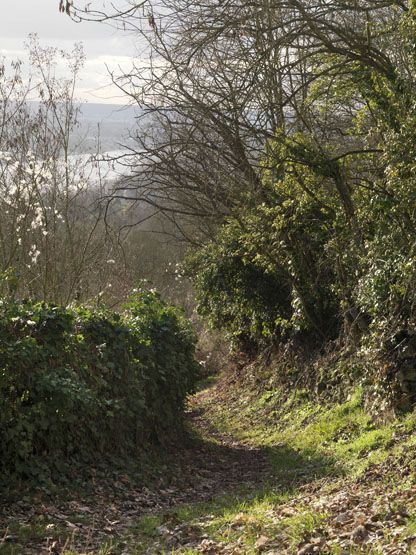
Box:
[185,221,293,350]
[185,156,341,351]
[0,289,199,478]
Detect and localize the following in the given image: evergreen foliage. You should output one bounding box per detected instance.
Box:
[182,4,416,408]
[0,289,199,479]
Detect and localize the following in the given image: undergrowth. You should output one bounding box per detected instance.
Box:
[0,287,199,484]
[3,375,415,554]
[127,380,416,554]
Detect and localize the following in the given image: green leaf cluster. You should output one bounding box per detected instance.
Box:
[0,288,199,479]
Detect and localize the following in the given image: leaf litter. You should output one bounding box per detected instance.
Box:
[1,386,415,554]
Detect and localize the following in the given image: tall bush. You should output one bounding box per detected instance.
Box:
[0,289,199,478]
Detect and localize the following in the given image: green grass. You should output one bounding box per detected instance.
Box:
[118,384,415,554]
[4,383,415,554]
[403,515,416,537]
[129,490,330,554]
[130,489,296,553]
[129,513,164,551]
[280,511,328,550]
[203,386,414,478]
[62,546,119,555]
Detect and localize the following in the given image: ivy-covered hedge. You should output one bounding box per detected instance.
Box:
[0,289,199,478]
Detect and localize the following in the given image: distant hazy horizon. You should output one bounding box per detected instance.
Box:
[74,102,140,153]
[26,100,139,153]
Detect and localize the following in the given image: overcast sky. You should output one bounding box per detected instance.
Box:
[0,0,140,104]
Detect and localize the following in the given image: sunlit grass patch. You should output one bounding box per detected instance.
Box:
[204,386,406,479]
[403,514,416,538]
[128,487,293,553]
[280,510,328,550]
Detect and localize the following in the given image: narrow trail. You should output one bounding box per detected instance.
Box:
[184,387,273,496]
[1,386,274,554]
[2,385,416,554]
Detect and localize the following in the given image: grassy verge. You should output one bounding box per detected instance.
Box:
[204,386,416,477]
[2,380,416,554]
[126,383,416,554]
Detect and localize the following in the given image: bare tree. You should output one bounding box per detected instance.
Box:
[61,0,409,248]
[0,36,131,303]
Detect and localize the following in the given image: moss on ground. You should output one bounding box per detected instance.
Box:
[3,381,416,554]
[123,384,416,554]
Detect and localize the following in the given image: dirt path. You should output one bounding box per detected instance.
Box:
[0,387,274,554]
[2,385,416,554]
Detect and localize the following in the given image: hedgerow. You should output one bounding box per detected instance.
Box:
[0,288,199,479]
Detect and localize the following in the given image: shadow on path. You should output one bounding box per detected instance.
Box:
[0,387,337,554]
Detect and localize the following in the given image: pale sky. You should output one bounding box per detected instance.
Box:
[0,0,141,104]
